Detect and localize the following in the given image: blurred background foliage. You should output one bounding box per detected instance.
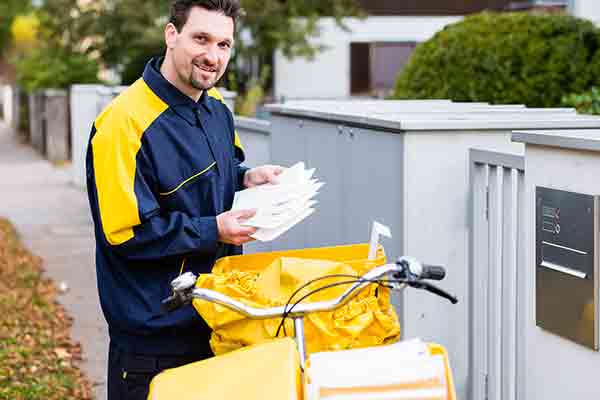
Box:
[3,0,363,114]
[9,2,600,116]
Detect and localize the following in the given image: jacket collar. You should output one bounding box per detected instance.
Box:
[143,57,213,125]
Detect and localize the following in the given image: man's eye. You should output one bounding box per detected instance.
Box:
[219,42,231,49]
[195,36,207,43]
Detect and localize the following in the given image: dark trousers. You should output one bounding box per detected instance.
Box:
[107,341,212,400]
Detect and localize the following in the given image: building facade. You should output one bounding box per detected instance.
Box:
[273,0,578,100]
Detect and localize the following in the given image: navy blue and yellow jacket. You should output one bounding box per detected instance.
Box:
[86,58,247,355]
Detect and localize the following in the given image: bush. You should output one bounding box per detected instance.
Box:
[562,87,600,115]
[13,45,101,93]
[393,12,600,107]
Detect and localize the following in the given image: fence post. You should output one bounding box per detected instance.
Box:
[44,89,70,162]
[29,91,45,153]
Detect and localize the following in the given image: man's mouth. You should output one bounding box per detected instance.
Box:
[194,64,217,74]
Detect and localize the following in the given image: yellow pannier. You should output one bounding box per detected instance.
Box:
[193,244,401,355]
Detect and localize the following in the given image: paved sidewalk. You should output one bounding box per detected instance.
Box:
[0,122,108,399]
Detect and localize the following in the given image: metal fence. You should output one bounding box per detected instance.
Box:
[469,148,526,400]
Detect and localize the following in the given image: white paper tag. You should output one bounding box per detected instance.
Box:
[368,221,392,260]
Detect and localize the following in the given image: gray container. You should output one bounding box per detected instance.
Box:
[234,116,271,168]
[264,100,600,399]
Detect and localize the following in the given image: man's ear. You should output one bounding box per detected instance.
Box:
[165,23,178,49]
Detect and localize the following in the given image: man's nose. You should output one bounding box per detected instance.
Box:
[204,45,218,65]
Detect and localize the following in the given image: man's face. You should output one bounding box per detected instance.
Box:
[167,7,234,92]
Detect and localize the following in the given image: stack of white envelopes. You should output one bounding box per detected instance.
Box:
[232,162,324,242]
[307,339,449,400]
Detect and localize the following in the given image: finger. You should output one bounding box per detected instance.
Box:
[234,235,256,245]
[232,209,257,219]
[238,226,258,236]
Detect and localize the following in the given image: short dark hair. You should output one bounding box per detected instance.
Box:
[169,0,241,32]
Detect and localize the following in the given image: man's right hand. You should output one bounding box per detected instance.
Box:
[216,209,258,246]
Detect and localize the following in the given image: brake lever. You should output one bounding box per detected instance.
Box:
[161,272,198,314]
[407,281,458,304]
[161,290,194,314]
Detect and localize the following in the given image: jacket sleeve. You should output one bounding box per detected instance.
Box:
[87,119,219,262]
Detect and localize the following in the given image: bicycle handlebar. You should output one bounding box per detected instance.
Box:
[162,256,458,317]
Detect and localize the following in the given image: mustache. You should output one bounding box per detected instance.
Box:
[192,59,217,72]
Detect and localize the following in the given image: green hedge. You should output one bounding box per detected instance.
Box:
[562,87,600,115]
[393,12,600,107]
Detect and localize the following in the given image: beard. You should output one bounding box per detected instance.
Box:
[188,60,222,91]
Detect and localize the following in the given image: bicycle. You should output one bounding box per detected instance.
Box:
[149,255,458,400]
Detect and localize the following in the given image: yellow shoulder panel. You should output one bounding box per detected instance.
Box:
[207,87,224,102]
[92,79,169,245]
[207,88,244,152]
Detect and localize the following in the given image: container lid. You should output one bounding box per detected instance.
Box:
[512,129,600,152]
[265,100,600,131]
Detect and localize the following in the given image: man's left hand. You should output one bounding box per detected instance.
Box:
[244,165,284,188]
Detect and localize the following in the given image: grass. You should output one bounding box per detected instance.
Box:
[0,218,92,400]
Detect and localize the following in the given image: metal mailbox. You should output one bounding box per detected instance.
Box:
[536,187,599,350]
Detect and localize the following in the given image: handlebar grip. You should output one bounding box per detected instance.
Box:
[420,265,446,281]
[161,294,184,314]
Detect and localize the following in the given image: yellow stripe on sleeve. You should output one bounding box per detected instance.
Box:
[234,131,244,152]
[92,79,169,245]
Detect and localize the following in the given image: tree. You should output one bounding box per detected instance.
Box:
[11,0,101,91]
[90,0,364,89]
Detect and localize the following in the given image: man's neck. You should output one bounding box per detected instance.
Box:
[160,55,203,102]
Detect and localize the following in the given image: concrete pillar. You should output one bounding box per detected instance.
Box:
[44,89,70,162]
[28,91,45,153]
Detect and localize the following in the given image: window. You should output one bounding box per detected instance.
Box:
[350,42,417,96]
